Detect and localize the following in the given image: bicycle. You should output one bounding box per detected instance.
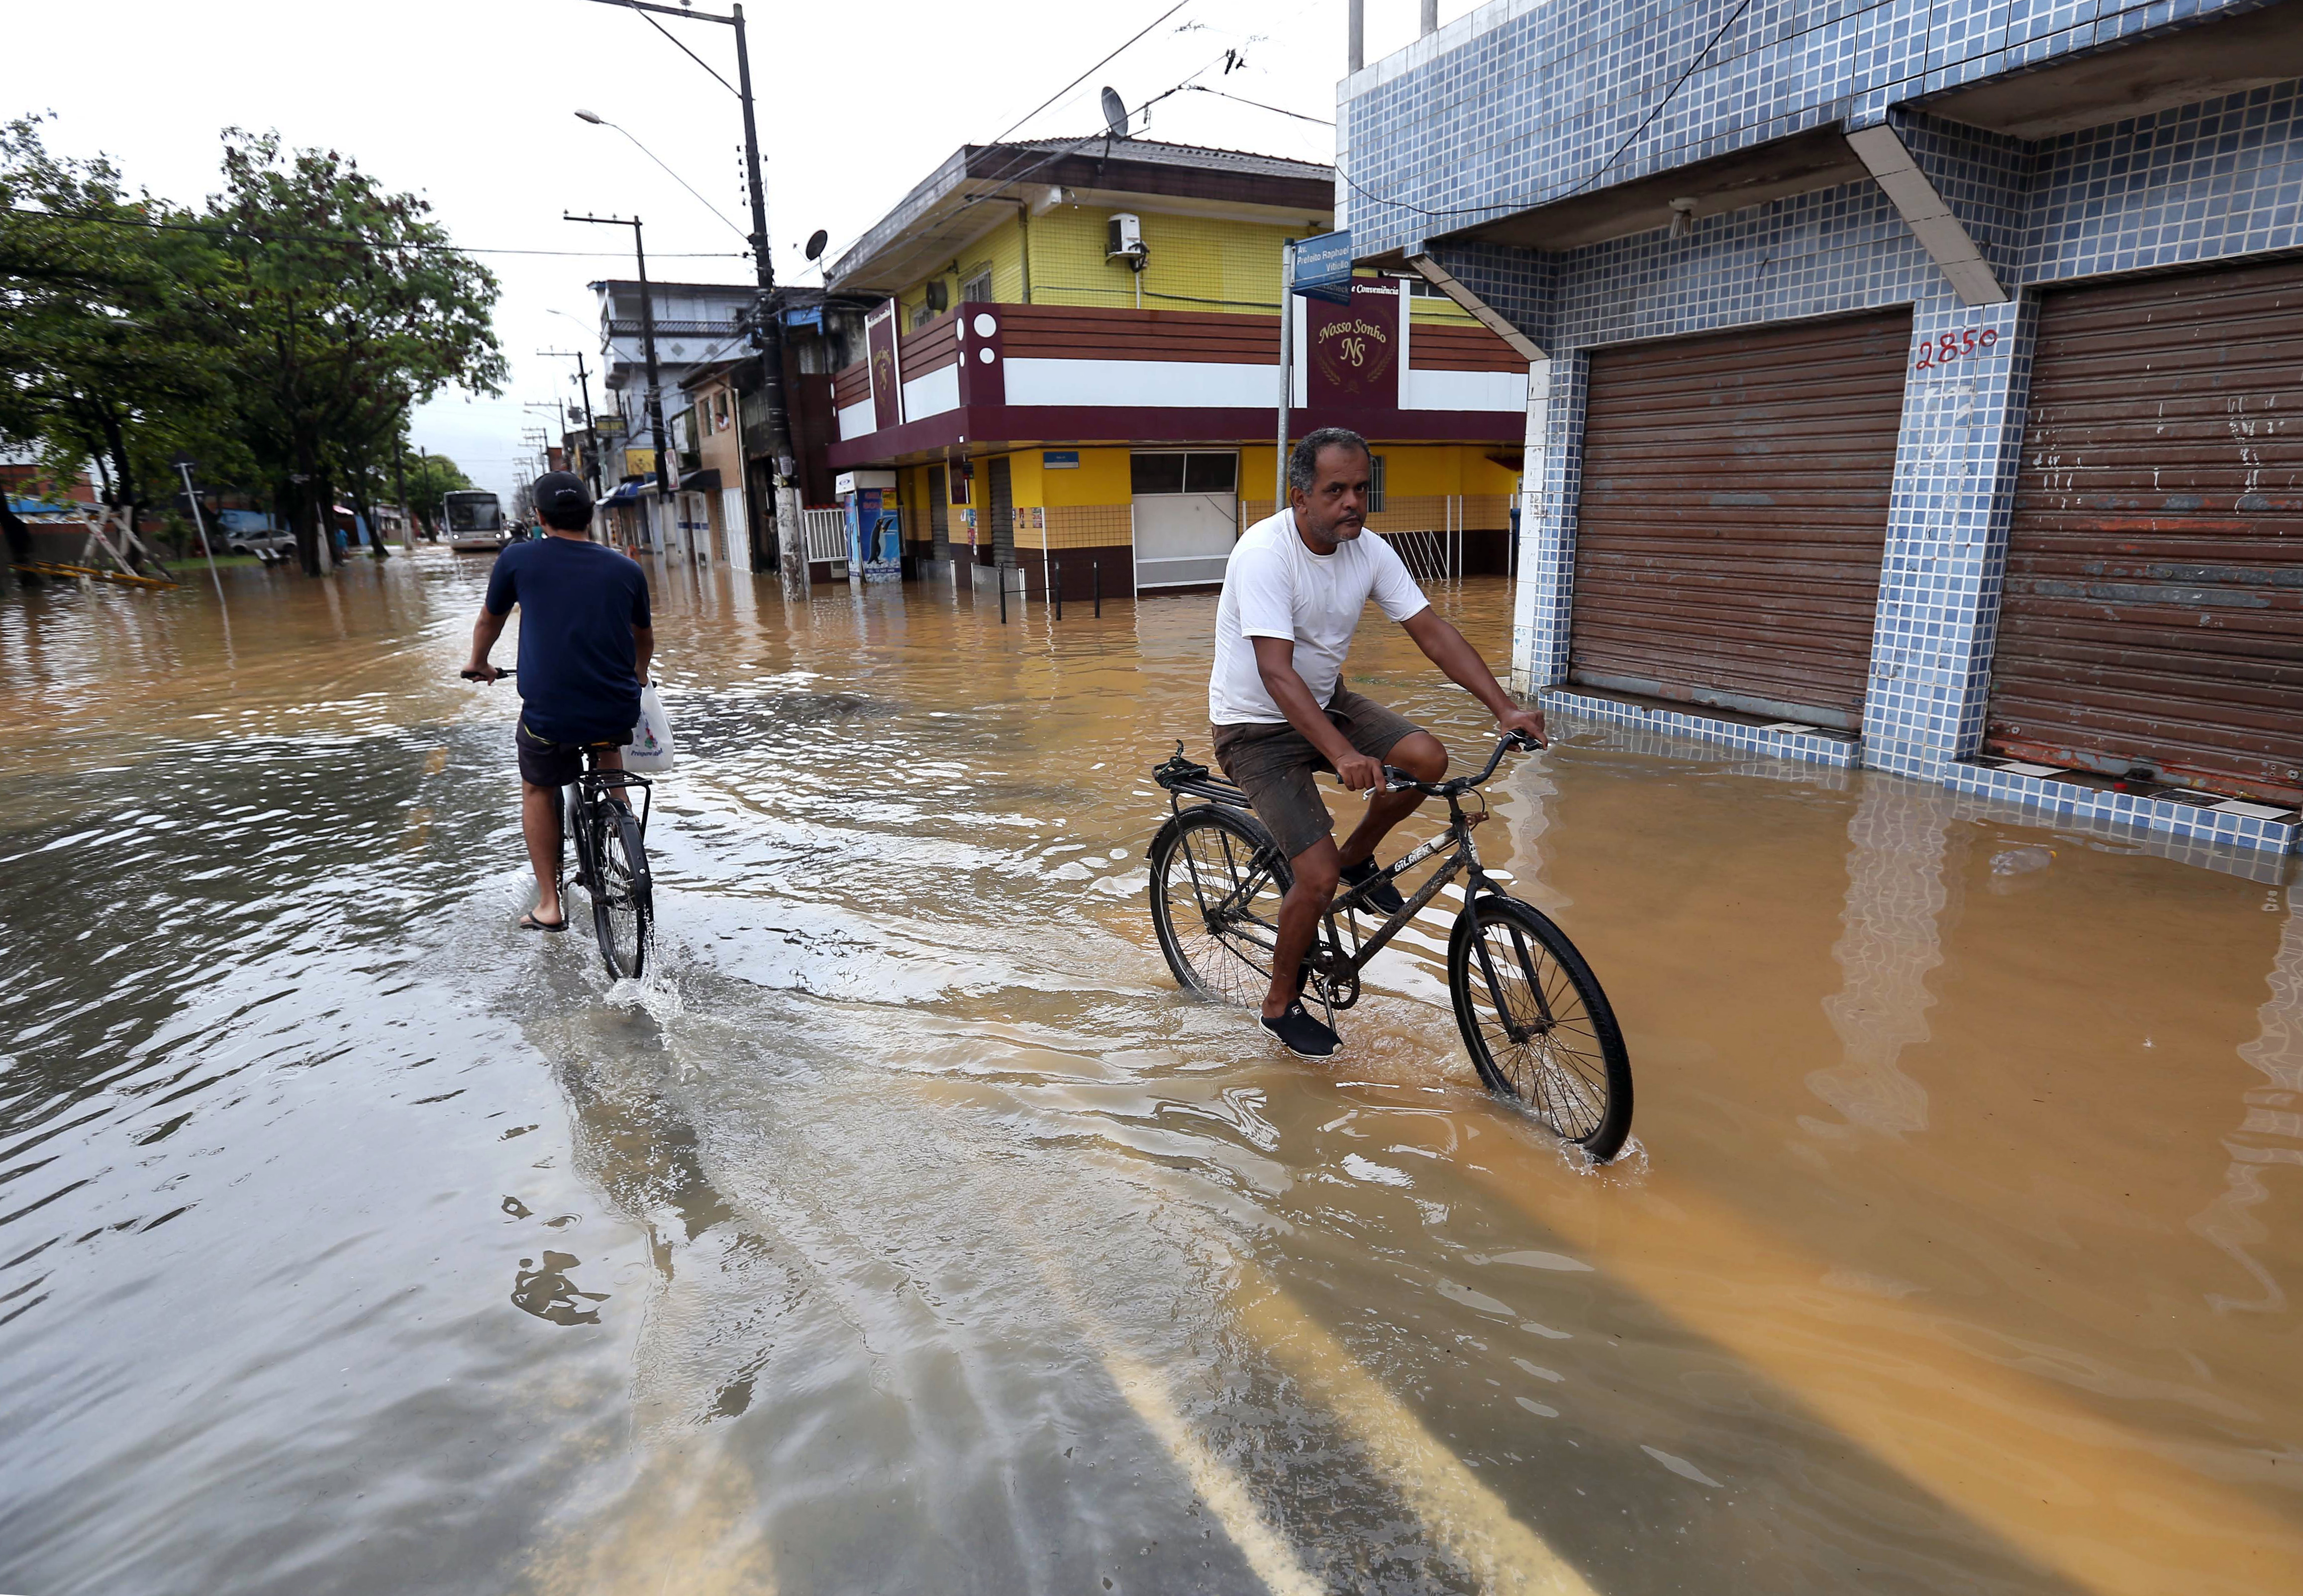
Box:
[463,669,656,980]
[1147,732,1633,1162]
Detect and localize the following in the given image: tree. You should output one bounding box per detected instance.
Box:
[0,117,242,562]
[202,131,506,574]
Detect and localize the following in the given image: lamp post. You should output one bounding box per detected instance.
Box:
[566,211,672,552]
[577,0,805,595]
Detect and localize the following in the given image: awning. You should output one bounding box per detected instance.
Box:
[601,481,645,506]
[679,468,721,494]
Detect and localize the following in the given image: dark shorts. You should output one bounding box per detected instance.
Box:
[516,719,623,788]
[1210,687,1425,861]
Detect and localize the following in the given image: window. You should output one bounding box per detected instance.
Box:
[910,302,934,331]
[1185,453,1235,494]
[961,268,993,304]
[1368,454,1386,512]
[1130,453,1185,495]
[1131,452,1238,497]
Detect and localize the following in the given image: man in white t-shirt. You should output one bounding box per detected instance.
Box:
[1210,426,1546,1059]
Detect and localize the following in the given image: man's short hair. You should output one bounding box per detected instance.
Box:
[1288,427,1372,496]
[532,470,593,532]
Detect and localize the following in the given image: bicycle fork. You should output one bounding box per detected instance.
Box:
[1466,909,1556,1046]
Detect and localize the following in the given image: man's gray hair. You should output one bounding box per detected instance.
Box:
[1287,427,1372,496]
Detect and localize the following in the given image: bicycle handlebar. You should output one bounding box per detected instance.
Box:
[461,667,513,681]
[1381,729,1543,797]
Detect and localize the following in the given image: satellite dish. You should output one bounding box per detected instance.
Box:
[804,228,828,262]
[1101,86,1128,140]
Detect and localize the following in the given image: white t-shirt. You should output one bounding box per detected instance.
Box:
[1208,508,1430,725]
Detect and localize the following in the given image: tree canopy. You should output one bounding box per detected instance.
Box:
[0,117,504,574]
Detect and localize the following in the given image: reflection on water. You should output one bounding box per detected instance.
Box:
[1806,782,1965,1139]
[2191,885,2303,1315]
[0,556,2298,1596]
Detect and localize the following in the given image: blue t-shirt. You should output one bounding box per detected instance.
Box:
[484,537,652,743]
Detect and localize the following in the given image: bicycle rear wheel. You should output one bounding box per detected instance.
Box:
[1148,804,1291,1005]
[1448,895,1633,1161]
[588,803,653,980]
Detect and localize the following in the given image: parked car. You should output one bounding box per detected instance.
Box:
[224,530,296,562]
[215,510,294,563]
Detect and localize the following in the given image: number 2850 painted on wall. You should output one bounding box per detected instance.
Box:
[1913,326,2000,371]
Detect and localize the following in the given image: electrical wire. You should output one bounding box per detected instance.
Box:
[985,0,1194,146]
[609,0,740,98]
[1334,0,1756,223]
[1187,85,1332,126]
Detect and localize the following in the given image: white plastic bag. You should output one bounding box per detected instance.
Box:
[622,684,676,773]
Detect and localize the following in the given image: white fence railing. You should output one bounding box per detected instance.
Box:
[802,507,847,564]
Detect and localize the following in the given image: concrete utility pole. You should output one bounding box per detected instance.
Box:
[579,0,807,596]
[566,211,672,550]
[540,348,604,496]
[392,432,414,551]
[1349,0,1365,71]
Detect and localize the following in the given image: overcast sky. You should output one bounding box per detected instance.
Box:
[14,0,1470,502]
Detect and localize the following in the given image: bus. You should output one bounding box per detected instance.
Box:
[442,490,507,553]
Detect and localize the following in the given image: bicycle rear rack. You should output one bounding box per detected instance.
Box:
[1152,742,1250,810]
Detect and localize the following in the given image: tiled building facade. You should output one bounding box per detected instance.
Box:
[1341,0,2303,854]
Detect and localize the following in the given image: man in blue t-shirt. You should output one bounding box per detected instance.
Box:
[463,472,654,932]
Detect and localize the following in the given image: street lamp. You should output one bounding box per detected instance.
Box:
[572,109,750,242]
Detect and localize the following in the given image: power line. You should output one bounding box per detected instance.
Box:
[0,204,747,259]
[1188,85,1331,126]
[603,0,740,98]
[986,0,1193,145]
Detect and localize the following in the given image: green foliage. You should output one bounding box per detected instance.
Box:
[0,116,239,522]
[0,116,506,574]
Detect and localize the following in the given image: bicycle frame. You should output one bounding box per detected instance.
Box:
[1154,737,1534,1014]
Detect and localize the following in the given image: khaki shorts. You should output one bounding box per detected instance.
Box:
[1210,687,1424,862]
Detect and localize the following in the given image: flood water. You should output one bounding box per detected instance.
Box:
[2,553,2299,1596]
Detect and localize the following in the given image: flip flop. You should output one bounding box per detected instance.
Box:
[519,910,569,933]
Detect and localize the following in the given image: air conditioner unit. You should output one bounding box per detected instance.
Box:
[1106,212,1146,265]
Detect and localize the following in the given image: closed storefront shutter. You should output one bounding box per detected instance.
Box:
[1570,310,1910,729]
[989,456,1015,571]
[1987,259,2303,803]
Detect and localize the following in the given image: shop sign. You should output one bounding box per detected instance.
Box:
[1306,281,1400,408]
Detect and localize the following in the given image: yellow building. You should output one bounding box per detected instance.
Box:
[823,137,1528,599]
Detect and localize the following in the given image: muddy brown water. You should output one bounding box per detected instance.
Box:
[1,554,2298,1596]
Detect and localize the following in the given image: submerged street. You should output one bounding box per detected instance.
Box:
[2,554,2299,1595]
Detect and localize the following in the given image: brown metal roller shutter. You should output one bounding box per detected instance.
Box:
[1571,310,1910,729]
[1987,259,2303,804]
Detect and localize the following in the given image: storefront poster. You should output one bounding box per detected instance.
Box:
[844,487,902,582]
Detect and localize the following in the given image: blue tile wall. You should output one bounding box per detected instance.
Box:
[1863,291,2035,780]
[1350,2,2303,854]
[1343,0,2282,263]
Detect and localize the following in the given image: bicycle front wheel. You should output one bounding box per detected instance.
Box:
[589,804,654,980]
[1448,895,1632,1161]
[1148,804,1291,1006]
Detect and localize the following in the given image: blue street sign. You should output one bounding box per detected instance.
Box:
[1291,230,1354,304]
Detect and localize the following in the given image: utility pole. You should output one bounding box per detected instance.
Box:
[567,211,672,553]
[579,0,807,596]
[416,446,433,540]
[392,431,414,551]
[540,348,603,496]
